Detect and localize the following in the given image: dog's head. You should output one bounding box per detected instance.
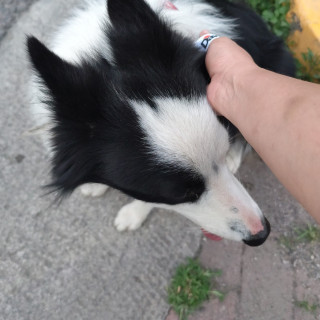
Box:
[27,0,270,245]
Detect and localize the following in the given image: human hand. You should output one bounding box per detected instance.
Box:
[200,31,257,122]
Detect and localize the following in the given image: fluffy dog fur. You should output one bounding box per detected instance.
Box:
[27,0,295,246]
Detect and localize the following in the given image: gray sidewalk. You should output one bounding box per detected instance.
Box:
[1,1,319,320]
[0,0,37,41]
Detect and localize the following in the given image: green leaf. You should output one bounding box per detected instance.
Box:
[168,259,224,319]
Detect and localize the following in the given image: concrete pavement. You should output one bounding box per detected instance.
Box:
[0,0,37,40]
[1,1,319,319]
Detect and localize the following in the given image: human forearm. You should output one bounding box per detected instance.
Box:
[208,65,320,222]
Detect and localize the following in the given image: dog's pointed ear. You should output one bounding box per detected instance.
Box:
[107,0,155,29]
[27,36,76,93]
[27,36,118,198]
[27,36,114,119]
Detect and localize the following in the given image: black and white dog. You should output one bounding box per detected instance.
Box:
[27,0,295,246]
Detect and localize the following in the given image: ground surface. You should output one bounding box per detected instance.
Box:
[1,1,319,320]
[0,0,36,40]
[167,153,320,320]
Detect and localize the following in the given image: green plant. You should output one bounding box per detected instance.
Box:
[295,300,319,314]
[279,224,320,249]
[211,290,226,302]
[295,224,320,243]
[278,234,295,249]
[245,0,291,39]
[295,49,320,82]
[168,258,224,320]
[244,0,320,82]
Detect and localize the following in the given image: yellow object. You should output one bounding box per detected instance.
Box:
[287,0,320,79]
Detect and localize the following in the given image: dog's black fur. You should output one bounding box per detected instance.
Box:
[27,0,295,206]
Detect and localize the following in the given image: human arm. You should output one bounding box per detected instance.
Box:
[205,37,320,223]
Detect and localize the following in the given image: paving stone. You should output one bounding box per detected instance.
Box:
[197,239,243,289]
[165,238,243,320]
[188,291,239,320]
[189,239,243,320]
[166,309,179,320]
[293,265,320,320]
[239,238,294,320]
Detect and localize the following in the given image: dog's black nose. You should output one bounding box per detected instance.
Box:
[243,218,271,247]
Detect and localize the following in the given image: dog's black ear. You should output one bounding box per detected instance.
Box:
[27,37,77,94]
[27,36,118,198]
[27,36,114,119]
[107,0,156,29]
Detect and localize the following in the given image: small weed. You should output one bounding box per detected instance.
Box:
[278,235,295,249]
[244,0,320,82]
[295,300,319,314]
[295,49,320,82]
[245,0,291,39]
[295,224,320,243]
[168,258,224,320]
[211,290,226,302]
[279,224,320,249]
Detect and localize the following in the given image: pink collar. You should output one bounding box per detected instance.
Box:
[164,0,178,10]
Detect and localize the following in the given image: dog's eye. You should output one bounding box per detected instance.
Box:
[185,190,200,202]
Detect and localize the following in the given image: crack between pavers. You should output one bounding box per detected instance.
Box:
[291,255,298,320]
[237,242,245,320]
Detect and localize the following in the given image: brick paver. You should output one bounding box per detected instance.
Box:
[166,234,320,320]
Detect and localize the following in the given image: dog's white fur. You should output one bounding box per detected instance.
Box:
[130,97,264,240]
[31,0,265,241]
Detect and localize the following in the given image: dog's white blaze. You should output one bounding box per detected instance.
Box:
[133,97,264,240]
[132,97,229,175]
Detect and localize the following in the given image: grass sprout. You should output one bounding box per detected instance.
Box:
[168,258,224,320]
[295,300,319,314]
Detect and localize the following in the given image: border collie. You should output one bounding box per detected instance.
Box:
[27,0,295,246]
